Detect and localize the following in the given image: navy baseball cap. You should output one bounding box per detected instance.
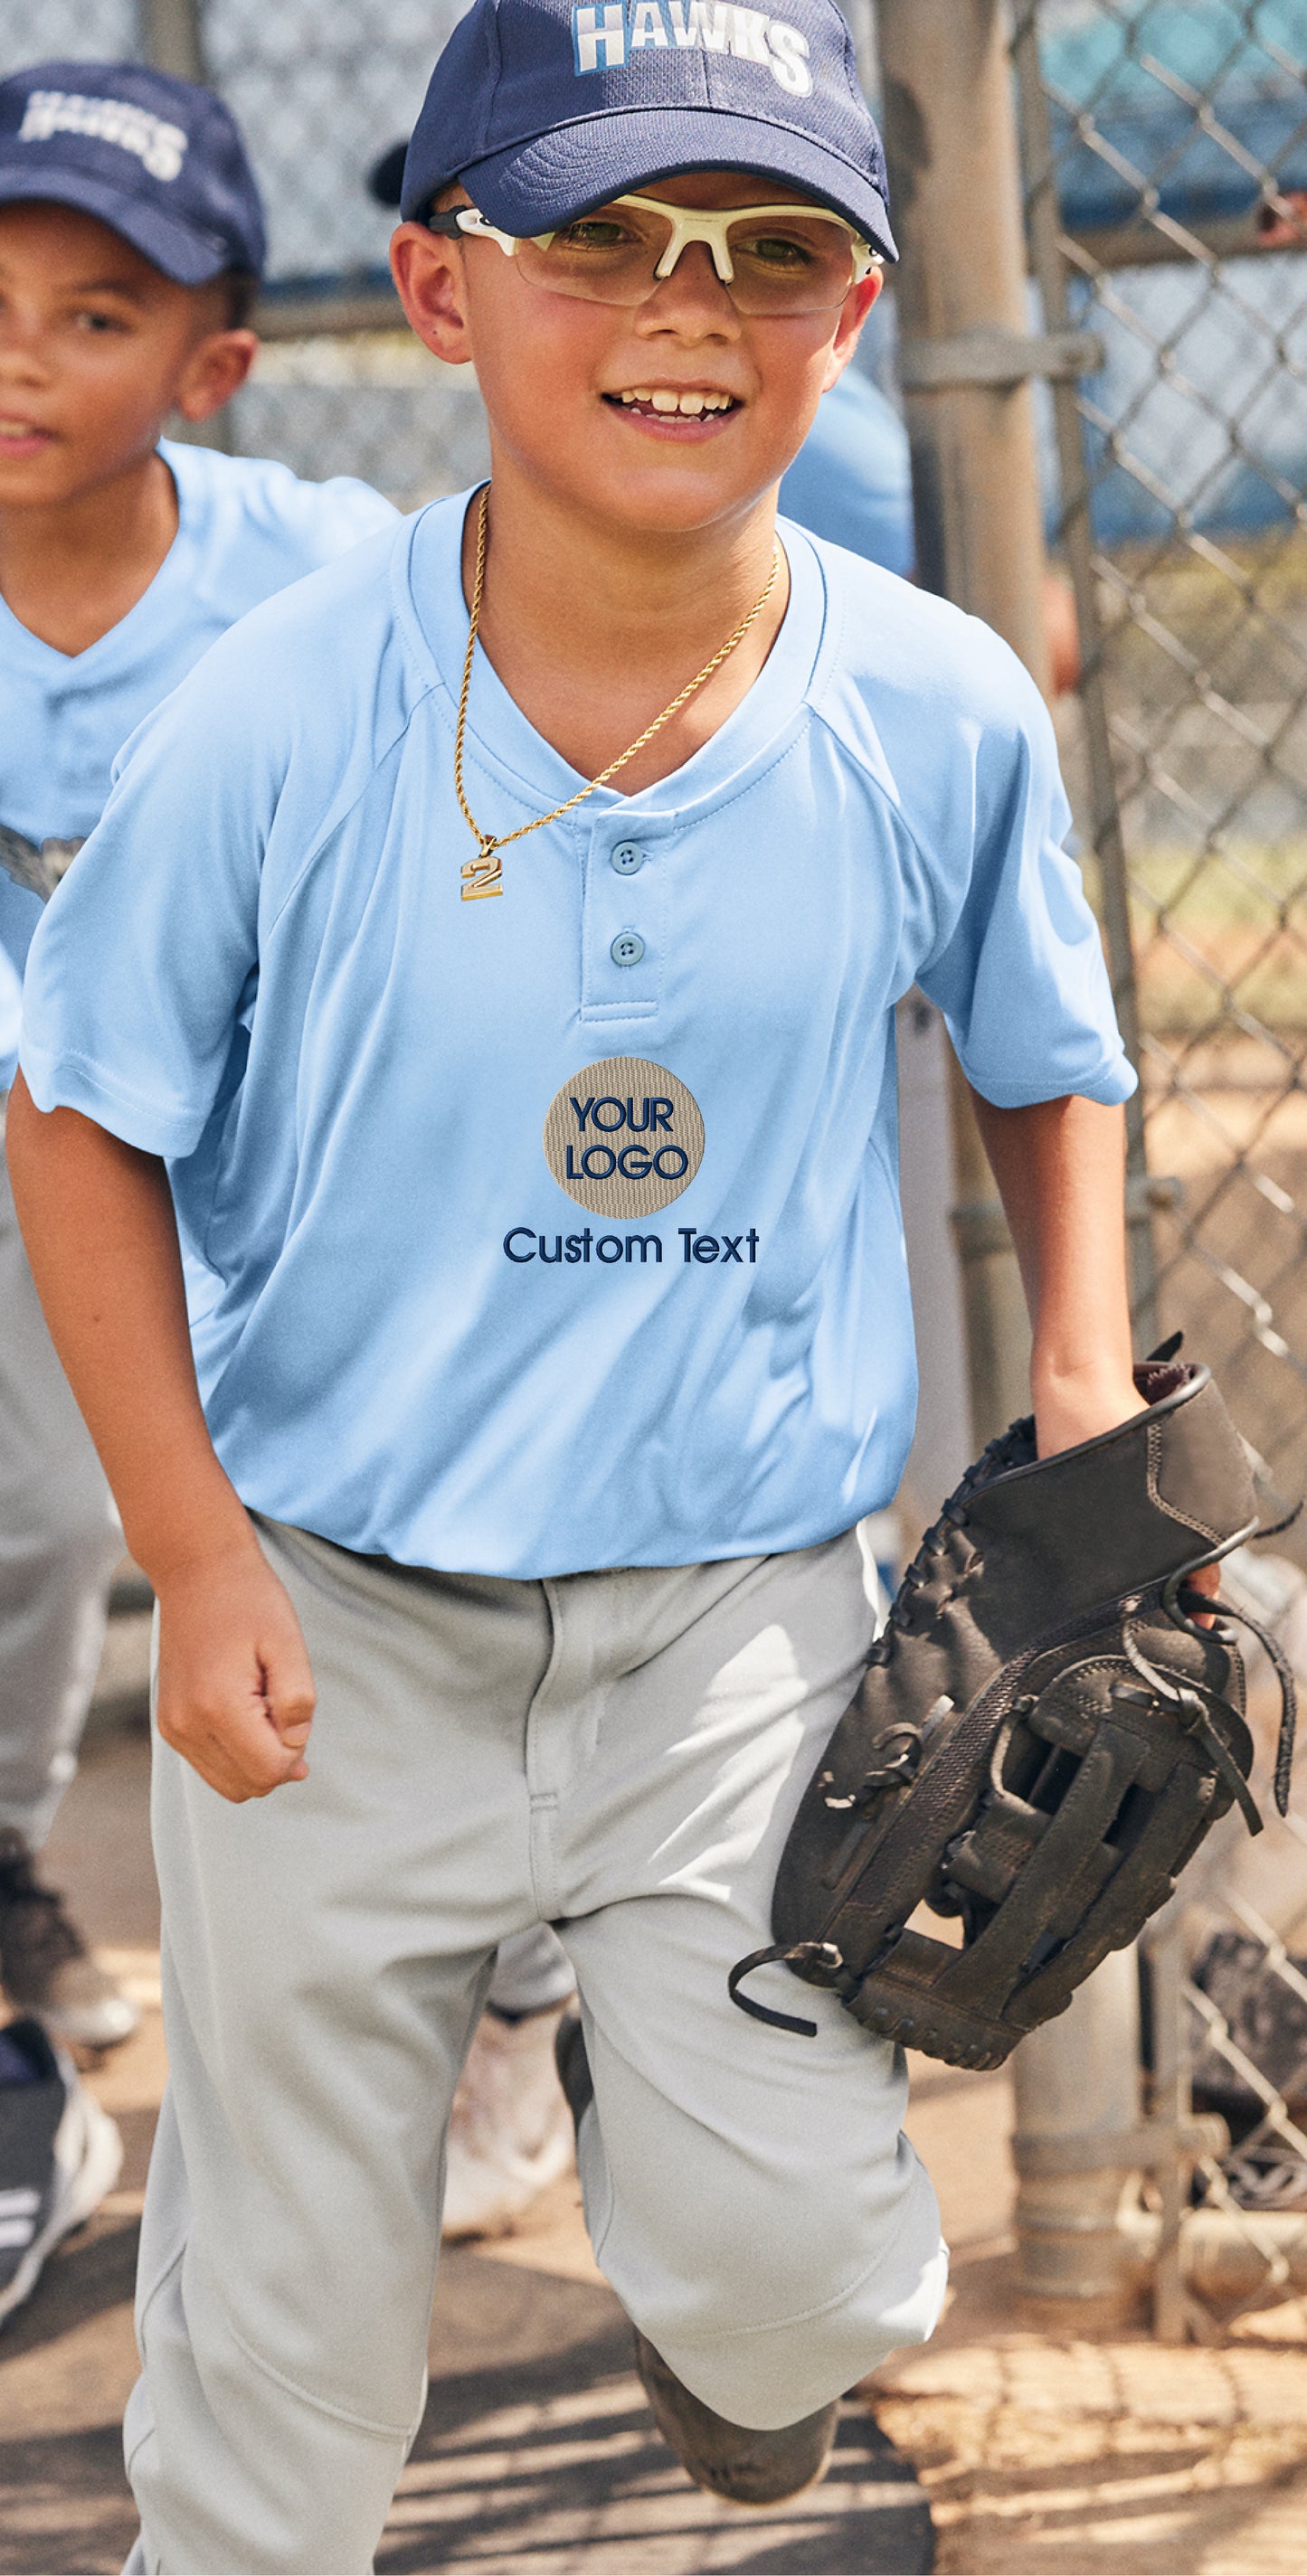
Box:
[400,0,895,260]
[0,61,266,284]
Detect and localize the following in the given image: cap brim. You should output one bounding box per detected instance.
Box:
[0,165,233,284]
[369,140,409,210]
[450,105,896,259]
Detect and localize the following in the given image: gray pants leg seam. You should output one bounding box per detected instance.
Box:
[135,2241,186,2351]
[226,2320,421,2444]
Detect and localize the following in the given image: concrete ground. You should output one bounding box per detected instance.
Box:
[5,1638,1307,2574]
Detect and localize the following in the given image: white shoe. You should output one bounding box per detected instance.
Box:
[441,1999,577,2241]
[0,1830,141,2052]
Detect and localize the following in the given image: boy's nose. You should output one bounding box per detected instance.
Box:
[0,316,47,375]
[636,241,741,335]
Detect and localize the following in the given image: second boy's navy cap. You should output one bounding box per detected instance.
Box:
[401,0,895,259]
[0,61,266,283]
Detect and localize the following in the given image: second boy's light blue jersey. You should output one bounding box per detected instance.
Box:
[22,497,1133,1579]
[0,946,19,1076]
[780,372,914,579]
[0,437,397,1087]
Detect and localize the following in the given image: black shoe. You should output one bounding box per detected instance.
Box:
[633,2327,839,2506]
[0,2015,122,2325]
[0,1829,138,2052]
[553,2006,594,2130]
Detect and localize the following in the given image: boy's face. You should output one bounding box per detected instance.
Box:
[392,170,881,539]
[0,202,256,510]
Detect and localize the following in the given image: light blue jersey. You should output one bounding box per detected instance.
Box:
[0,437,397,1087]
[22,496,1133,1579]
[0,945,19,1076]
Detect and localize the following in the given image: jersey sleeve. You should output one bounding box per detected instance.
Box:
[914,646,1135,1109]
[18,637,284,1157]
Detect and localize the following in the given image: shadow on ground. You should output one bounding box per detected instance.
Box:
[0,2211,140,2573]
[0,2232,934,2576]
[379,2260,933,2574]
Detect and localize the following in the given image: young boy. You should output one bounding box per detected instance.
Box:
[12,1,1142,2561]
[0,59,396,2057]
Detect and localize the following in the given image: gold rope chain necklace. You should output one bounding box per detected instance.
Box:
[454,486,781,900]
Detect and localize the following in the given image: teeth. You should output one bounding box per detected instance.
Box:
[616,389,734,414]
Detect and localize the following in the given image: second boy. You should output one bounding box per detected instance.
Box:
[0,60,396,2072]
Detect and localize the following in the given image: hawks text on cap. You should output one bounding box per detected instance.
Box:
[17,90,187,184]
[571,4,814,95]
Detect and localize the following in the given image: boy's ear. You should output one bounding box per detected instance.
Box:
[173,328,260,425]
[390,221,475,367]
[820,269,883,397]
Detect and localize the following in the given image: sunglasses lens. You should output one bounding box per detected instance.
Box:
[515,205,859,314]
[724,216,858,312]
[516,206,670,303]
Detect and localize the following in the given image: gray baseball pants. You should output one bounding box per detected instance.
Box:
[124,1514,947,2574]
[0,1128,121,1847]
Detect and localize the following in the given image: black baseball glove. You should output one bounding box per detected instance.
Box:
[730,1353,1296,2072]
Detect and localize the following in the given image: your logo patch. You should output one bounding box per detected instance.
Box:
[544,1056,705,1216]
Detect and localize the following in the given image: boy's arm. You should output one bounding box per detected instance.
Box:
[971,1089,1226,1596]
[5,1078,315,1801]
[969,1089,1141,1458]
[973,1090,1217,1606]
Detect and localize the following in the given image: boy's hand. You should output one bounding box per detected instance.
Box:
[155,1542,317,1802]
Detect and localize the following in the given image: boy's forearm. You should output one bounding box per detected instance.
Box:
[968,1088,1140,1457]
[5,1076,258,1585]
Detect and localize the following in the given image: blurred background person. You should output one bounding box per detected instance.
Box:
[0,60,395,2079]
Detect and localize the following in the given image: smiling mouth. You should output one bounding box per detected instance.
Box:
[603,388,740,420]
[0,419,54,442]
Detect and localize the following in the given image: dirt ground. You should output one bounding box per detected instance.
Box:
[872,2259,1307,2573]
[6,1656,1307,2574]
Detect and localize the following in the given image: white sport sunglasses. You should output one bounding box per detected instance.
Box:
[426,192,880,316]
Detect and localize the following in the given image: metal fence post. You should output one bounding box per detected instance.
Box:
[1010,1947,1143,2303]
[875,0,1047,1448]
[1009,8,1160,1352]
[137,0,207,82]
[138,1,238,457]
[1007,8,1199,2333]
[876,0,1143,2301]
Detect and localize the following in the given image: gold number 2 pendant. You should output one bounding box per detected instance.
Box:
[461,839,503,901]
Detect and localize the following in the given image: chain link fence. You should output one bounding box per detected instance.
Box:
[1013,0,1307,2320]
